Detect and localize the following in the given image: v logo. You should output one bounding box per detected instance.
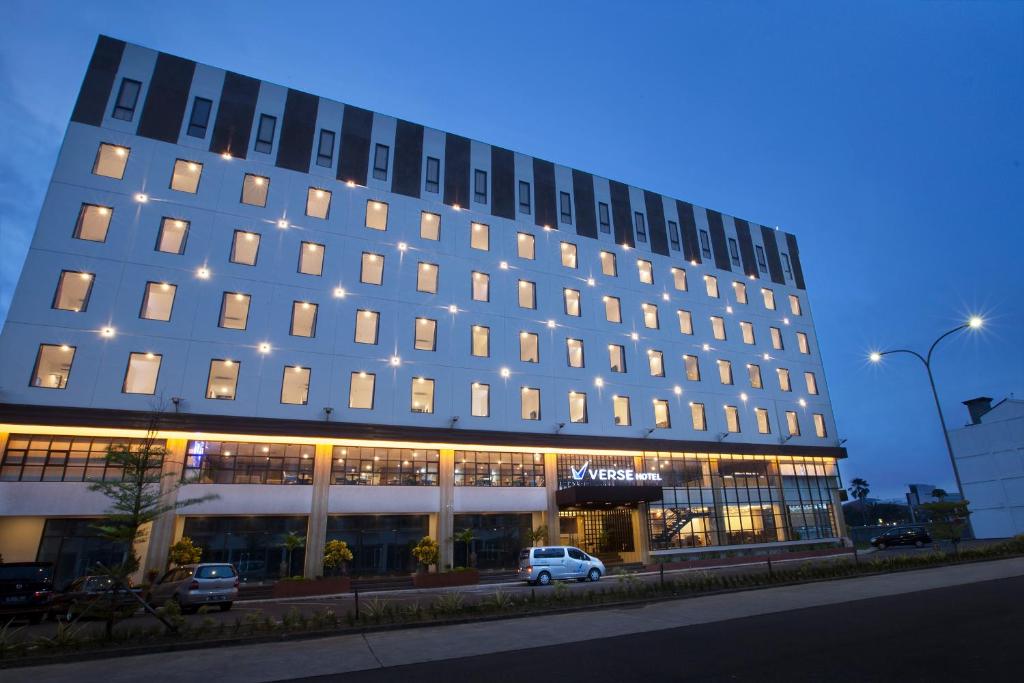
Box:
[570,460,591,480]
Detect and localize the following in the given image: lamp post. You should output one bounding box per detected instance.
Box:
[869,316,983,511]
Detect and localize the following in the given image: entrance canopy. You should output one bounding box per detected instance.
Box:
[556,485,663,509]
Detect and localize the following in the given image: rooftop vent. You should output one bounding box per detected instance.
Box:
[963,396,993,425]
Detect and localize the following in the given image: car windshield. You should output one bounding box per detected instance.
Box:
[196,565,236,579]
[0,565,53,582]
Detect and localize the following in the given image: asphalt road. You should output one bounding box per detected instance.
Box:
[287,575,1024,683]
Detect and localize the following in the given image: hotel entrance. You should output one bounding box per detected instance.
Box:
[558,508,635,563]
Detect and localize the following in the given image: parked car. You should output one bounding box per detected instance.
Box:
[49,575,141,621]
[518,546,605,586]
[146,563,239,612]
[870,527,932,549]
[0,562,54,624]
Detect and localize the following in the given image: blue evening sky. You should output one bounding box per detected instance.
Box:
[1,1,1021,500]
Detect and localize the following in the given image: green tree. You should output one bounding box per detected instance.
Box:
[930,488,949,502]
[920,499,971,554]
[453,528,475,568]
[281,532,306,578]
[168,536,202,567]
[525,525,548,547]
[411,536,439,572]
[323,539,354,576]
[847,478,871,528]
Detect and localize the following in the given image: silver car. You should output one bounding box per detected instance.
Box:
[518,546,605,585]
[148,563,239,612]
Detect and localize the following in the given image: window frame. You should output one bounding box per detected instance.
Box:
[111,78,142,121]
[139,281,176,322]
[73,203,112,242]
[254,114,276,154]
[518,180,531,214]
[186,96,213,138]
[425,156,440,193]
[316,128,336,167]
[121,352,162,396]
[373,143,390,181]
[289,301,318,338]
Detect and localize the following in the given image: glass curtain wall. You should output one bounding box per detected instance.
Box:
[182,516,308,582]
[325,515,429,575]
[452,514,533,569]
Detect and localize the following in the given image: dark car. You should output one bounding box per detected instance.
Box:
[49,575,141,621]
[0,562,54,624]
[870,527,932,549]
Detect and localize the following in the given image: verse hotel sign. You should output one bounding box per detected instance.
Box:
[570,460,662,483]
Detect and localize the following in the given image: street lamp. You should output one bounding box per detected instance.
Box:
[868,316,983,510]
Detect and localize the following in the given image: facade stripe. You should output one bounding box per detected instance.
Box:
[208,71,260,159]
[734,218,760,279]
[70,35,126,126]
[676,200,702,264]
[490,146,515,219]
[391,119,424,198]
[532,158,558,229]
[644,191,669,256]
[572,170,597,238]
[609,180,635,247]
[785,232,807,289]
[442,133,471,207]
[761,225,786,284]
[338,105,373,186]
[136,52,196,144]
[706,209,732,271]
[274,89,318,174]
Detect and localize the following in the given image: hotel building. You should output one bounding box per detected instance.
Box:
[0,36,847,583]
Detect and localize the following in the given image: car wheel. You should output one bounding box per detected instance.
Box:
[219,602,233,612]
[588,568,601,582]
[537,571,552,586]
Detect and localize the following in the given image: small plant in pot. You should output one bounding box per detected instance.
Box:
[168,536,202,567]
[323,539,354,576]
[411,536,439,573]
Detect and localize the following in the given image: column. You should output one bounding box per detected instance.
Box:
[634,503,651,565]
[143,437,187,578]
[438,449,454,570]
[544,452,559,543]
[831,487,850,543]
[303,443,333,578]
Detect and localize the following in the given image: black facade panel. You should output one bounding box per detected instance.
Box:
[761,225,786,285]
[533,158,558,229]
[644,191,669,256]
[209,72,260,159]
[706,209,732,271]
[785,233,807,289]
[275,89,318,174]
[136,53,196,144]
[676,200,702,264]
[734,218,759,279]
[71,35,126,126]
[338,105,374,186]
[490,146,515,219]
[442,133,471,207]
[609,181,635,247]
[391,120,424,198]
[572,170,597,238]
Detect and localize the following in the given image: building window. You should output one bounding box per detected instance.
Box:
[170,159,202,193]
[566,338,584,368]
[748,363,763,389]
[518,280,536,309]
[755,407,771,434]
[598,202,611,234]
[789,294,802,316]
[563,288,581,316]
[781,253,793,279]
[786,411,801,436]
[472,271,490,301]
[30,344,75,389]
[518,232,535,259]
[653,400,671,428]
[93,143,129,179]
[814,413,828,438]
[668,220,681,251]
[613,395,631,426]
[805,371,819,395]
[414,318,437,351]
[290,301,318,337]
[425,156,440,193]
[521,387,541,420]
[471,383,490,417]
[241,174,269,206]
[733,281,748,304]
[140,282,176,321]
[600,251,617,276]
[761,288,776,310]
[471,222,489,250]
[333,446,439,486]
[306,188,331,219]
[474,169,487,203]
[637,259,653,284]
[603,295,621,323]
[634,212,647,242]
[643,303,660,329]
[219,292,250,330]
[677,309,693,335]
[710,315,726,340]
[718,359,733,385]
[770,326,784,350]
[185,96,213,138]
[156,217,189,254]
[111,78,141,121]
[569,392,588,423]
[281,366,310,405]
[690,402,707,430]
[560,191,572,224]
[648,349,665,377]
[230,230,260,265]
[724,405,740,433]
[519,180,531,214]
[471,325,489,357]
[365,200,388,230]
[705,275,719,298]
[519,332,539,363]
[740,321,755,345]
[360,252,384,285]
[354,310,380,344]
[415,262,439,294]
[299,242,325,276]
[2,434,156,482]
[316,129,335,167]
[777,368,792,392]
[755,245,768,273]
[373,143,389,180]
[411,377,435,413]
[728,238,740,267]
[454,451,546,487]
[420,211,440,240]
[254,114,276,154]
[184,441,314,485]
[349,372,375,409]
[671,268,687,291]
[560,242,578,268]
[684,355,700,381]
[699,229,711,259]
[609,344,626,373]
[53,271,93,312]
[797,332,810,355]
[206,359,239,400]
[74,204,112,242]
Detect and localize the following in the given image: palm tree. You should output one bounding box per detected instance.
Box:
[453,528,475,568]
[848,478,871,528]
[524,525,548,547]
[281,532,306,578]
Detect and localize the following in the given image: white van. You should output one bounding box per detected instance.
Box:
[517,546,605,585]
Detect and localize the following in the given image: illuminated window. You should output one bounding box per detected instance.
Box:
[140,282,176,321]
[170,159,202,193]
[648,349,665,377]
[474,169,488,204]
[710,316,726,340]
[299,242,325,276]
[564,288,581,317]
[561,242,577,268]
[373,143,389,180]
[805,371,819,395]
[642,303,659,329]
[425,156,440,193]
[290,301,318,337]
[230,230,260,265]
[156,217,189,254]
[609,344,626,373]
[471,222,489,250]
[637,259,653,284]
[306,187,332,219]
[365,200,388,230]
[814,413,828,438]
[797,332,810,354]
[603,295,621,323]
[740,321,755,345]
[777,368,792,391]
[613,395,631,426]
[560,191,572,224]
[519,332,539,363]
[705,275,719,298]
[677,309,693,335]
[241,174,269,206]
[600,251,617,276]
[349,372,375,409]
[786,411,800,437]
[724,405,740,433]
[517,232,535,259]
[634,212,647,243]
[281,366,310,405]
[761,288,776,310]
[411,377,435,413]
[755,407,771,434]
[471,383,490,417]
[521,387,541,420]
[789,294,802,316]
[733,281,748,304]
[414,318,437,351]
[471,325,489,357]
[770,326,784,350]
[417,262,439,294]
[123,352,161,394]
[420,211,440,240]
[566,338,584,368]
[31,344,74,389]
[316,129,335,167]
[472,271,490,301]
[569,392,588,423]
[219,292,250,330]
[111,78,141,120]
[671,268,687,291]
[518,280,536,309]
[92,143,129,179]
[690,402,707,430]
[684,355,700,381]
[748,364,763,389]
[206,360,239,400]
[653,400,671,428]
[52,271,94,312]
[360,252,384,285]
[254,114,276,154]
[354,310,379,344]
[598,202,611,233]
[74,204,112,242]
[519,180,531,214]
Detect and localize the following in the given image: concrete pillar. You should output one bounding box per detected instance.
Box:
[544,452,559,544]
[831,486,850,543]
[143,437,187,579]
[438,449,454,570]
[634,503,651,565]
[708,459,727,547]
[303,443,333,578]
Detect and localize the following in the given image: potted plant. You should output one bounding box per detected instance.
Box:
[167,536,202,567]
[279,531,305,578]
[323,539,354,576]
[411,536,479,588]
[453,528,475,567]
[411,536,439,574]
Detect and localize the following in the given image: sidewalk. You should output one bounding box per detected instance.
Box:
[9,557,1024,683]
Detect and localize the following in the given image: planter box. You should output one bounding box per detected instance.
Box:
[271,576,351,598]
[412,569,480,588]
